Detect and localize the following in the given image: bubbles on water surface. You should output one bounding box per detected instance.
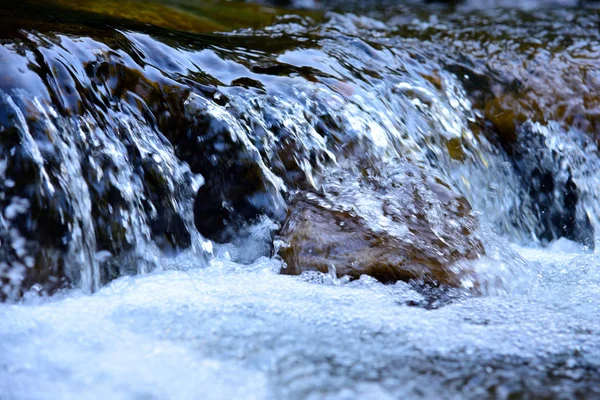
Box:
[1,245,600,399]
[0,1,600,399]
[4,2,596,295]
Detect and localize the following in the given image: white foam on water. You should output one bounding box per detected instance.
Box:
[1,243,599,399]
[1,5,600,399]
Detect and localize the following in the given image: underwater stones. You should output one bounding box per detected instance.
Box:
[0,84,202,298]
[185,94,286,243]
[508,122,595,247]
[277,164,484,286]
[28,0,225,34]
[4,0,315,37]
[438,8,600,144]
[447,59,599,246]
[0,94,82,299]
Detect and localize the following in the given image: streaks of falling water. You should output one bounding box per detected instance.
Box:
[0,50,209,297]
[0,2,600,398]
[0,2,599,298]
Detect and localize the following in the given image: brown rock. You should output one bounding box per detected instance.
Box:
[277,166,484,286]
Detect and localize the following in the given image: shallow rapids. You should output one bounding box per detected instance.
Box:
[1,0,600,398]
[1,242,600,399]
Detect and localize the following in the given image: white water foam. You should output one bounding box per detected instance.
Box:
[1,240,599,399]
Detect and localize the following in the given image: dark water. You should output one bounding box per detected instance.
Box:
[0,1,600,399]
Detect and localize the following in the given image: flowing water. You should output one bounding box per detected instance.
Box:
[1,0,600,398]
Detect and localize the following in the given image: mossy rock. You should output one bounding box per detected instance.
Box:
[8,0,321,36]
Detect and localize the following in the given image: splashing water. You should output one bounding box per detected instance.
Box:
[1,0,600,398]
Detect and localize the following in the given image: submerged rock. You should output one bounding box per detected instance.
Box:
[509,122,595,247]
[0,81,201,298]
[1,0,316,36]
[277,164,484,286]
[185,94,287,243]
[2,0,598,299]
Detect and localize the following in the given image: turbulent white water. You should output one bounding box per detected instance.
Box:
[1,2,600,399]
[1,240,599,400]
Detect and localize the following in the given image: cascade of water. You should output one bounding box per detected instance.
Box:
[0,3,599,297]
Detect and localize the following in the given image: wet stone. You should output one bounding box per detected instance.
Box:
[184,94,286,243]
[508,122,595,247]
[0,87,201,298]
[0,0,599,301]
[277,163,484,286]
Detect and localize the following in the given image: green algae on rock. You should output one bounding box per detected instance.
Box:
[3,0,322,36]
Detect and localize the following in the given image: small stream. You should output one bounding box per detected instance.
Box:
[1,0,599,398]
